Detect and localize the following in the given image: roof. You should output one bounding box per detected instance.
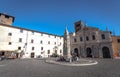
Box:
[0,23,63,37]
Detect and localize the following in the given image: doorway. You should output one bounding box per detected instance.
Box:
[86,48,92,58]
[102,47,111,58]
[31,52,35,58]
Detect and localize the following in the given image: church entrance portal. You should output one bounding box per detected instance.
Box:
[102,47,111,58]
[86,48,92,58]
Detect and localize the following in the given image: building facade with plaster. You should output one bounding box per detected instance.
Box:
[0,13,63,58]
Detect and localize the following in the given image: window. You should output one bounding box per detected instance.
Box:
[18,47,21,50]
[74,38,77,42]
[41,52,43,54]
[55,36,56,38]
[0,20,4,23]
[40,41,43,44]
[31,39,34,43]
[48,35,50,37]
[110,31,112,34]
[19,38,22,42]
[32,31,34,35]
[86,36,89,41]
[60,50,62,53]
[80,37,83,41]
[41,34,43,36]
[8,33,12,36]
[32,47,34,50]
[92,35,96,40]
[5,15,9,18]
[41,47,43,50]
[8,42,12,45]
[20,29,23,33]
[101,34,105,39]
[48,41,50,44]
[117,39,120,43]
[60,42,61,46]
[48,50,50,54]
[54,42,56,45]
[25,43,27,45]
[76,24,80,27]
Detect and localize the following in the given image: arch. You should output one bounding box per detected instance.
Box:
[74,48,79,57]
[86,47,92,58]
[102,47,111,58]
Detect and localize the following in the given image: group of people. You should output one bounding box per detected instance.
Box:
[57,52,79,62]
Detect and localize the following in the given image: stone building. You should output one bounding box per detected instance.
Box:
[0,13,63,58]
[67,21,113,58]
[112,36,120,57]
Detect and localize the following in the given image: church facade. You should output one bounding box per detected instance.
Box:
[65,21,113,58]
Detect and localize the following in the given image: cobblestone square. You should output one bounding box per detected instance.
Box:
[0,59,120,77]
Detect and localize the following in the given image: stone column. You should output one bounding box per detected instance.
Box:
[63,27,72,61]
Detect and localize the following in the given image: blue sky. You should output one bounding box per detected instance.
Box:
[0,0,120,35]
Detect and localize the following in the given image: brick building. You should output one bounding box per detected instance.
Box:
[112,36,120,57]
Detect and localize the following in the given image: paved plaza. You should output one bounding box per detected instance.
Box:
[0,58,120,77]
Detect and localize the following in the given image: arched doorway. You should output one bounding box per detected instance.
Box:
[31,52,35,58]
[74,48,79,57]
[86,48,92,58]
[102,47,111,58]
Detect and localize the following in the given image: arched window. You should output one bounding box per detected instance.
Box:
[74,38,77,42]
[80,37,83,41]
[86,36,89,41]
[101,34,105,39]
[92,35,96,40]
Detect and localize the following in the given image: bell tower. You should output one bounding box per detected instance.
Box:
[0,13,15,25]
[74,20,83,32]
